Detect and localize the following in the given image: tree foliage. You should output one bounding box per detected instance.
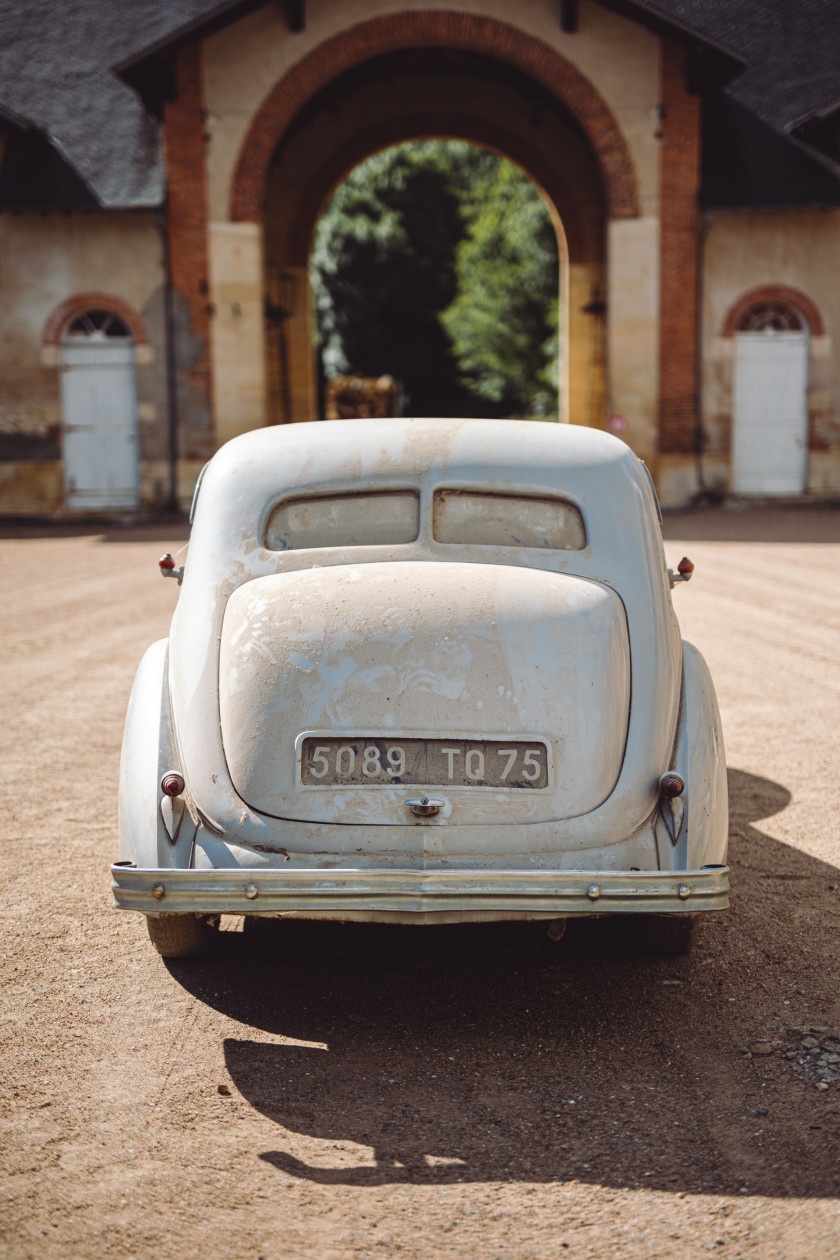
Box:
[442,158,559,417]
[310,140,559,418]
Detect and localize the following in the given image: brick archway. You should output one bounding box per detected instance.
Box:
[257,42,609,429]
[722,285,825,337]
[43,292,149,345]
[230,12,640,223]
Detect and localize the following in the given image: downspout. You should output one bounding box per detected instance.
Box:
[157,201,180,515]
[694,209,713,498]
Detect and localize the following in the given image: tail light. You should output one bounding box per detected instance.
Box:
[161,772,185,798]
[659,772,684,799]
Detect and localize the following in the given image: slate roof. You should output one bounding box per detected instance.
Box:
[0,0,217,207]
[643,0,840,134]
[0,0,838,209]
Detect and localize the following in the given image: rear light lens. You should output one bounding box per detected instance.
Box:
[659,772,684,799]
[161,772,185,798]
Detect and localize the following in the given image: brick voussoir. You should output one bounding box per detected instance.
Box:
[229,12,640,223]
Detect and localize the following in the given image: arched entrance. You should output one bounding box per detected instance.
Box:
[264,49,605,427]
[227,17,639,432]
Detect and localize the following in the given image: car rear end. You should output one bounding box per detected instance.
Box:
[113,419,728,947]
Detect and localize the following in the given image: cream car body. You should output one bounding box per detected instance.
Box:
[112,419,728,953]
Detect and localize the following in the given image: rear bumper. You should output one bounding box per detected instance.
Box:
[111,863,729,919]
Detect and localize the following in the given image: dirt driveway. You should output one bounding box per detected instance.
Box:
[1,507,840,1259]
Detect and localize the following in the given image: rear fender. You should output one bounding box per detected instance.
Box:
[657,641,728,871]
[117,639,197,869]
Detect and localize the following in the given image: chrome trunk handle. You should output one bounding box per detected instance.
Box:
[404,796,446,817]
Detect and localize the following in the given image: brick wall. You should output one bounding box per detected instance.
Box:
[658,41,701,456]
[164,45,213,450]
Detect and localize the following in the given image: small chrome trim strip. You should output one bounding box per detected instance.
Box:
[111,864,729,917]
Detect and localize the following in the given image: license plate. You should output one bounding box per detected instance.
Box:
[300,737,549,789]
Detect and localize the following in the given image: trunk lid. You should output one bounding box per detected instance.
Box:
[219,561,629,825]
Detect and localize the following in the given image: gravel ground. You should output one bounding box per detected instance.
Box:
[1,507,840,1259]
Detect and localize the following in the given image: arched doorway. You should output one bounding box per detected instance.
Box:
[260,48,605,428]
[729,292,818,495]
[228,20,639,436]
[58,308,140,510]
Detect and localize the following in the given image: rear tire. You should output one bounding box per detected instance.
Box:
[641,914,696,957]
[146,914,215,959]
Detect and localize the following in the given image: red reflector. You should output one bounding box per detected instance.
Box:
[660,772,685,799]
[159,553,176,571]
[677,556,694,577]
[161,772,185,798]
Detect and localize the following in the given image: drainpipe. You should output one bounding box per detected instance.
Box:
[157,202,180,515]
[694,209,713,498]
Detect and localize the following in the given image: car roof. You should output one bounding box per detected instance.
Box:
[185,418,664,589]
[201,418,639,508]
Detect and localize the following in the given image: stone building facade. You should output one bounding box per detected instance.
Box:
[2,0,840,513]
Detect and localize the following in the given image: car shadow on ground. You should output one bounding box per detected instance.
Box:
[168,767,840,1198]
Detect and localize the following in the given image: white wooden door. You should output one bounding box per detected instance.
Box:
[732,332,808,495]
[60,340,140,510]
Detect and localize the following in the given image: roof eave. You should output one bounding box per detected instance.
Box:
[113,0,269,88]
[593,0,746,81]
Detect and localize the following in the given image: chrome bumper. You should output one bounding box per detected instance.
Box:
[111,863,729,917]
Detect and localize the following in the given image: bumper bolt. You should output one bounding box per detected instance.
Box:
[678,884,691,900]
[587,884,601,901]
[152,882,165,900]
[244,884,258,900]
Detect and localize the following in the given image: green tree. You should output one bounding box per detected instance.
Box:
[310,143,470,416]
[442,159,559,417]
[310,140,559,418]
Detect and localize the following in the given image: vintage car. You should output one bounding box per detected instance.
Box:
[112,418,729,958]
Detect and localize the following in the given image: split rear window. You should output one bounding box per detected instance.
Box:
[433,490,586,550]
[263,488,586,551]
[265,490,420,551]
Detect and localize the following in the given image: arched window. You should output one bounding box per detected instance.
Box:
[736,301,804,334]
[64,309,133,341]
[722,285,823,339]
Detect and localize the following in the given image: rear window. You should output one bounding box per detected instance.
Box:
[433,490,586,550]
[264,490,420,551]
